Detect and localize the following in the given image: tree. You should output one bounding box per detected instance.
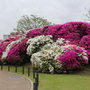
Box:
[84,8,90,21]
[14,14,54,34]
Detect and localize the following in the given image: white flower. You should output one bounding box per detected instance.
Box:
[49,65,54,73]
[56,38,70,45]
[26,35,53,56]
[82,56,88,61]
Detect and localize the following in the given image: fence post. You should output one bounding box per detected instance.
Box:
[15,66,17,73]
[36,72,39,86]
[33,68,35,79]
[22,66,24,74]
[8,65,10,71]
[1,65,3,70]
[33,82,38,90]
[28,67,30,76]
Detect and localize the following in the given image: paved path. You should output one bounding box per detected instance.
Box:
[0,71,33,90]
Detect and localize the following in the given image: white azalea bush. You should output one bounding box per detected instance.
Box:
[30,37,70,73]
[26,35,54,56]
[31,50,62,73]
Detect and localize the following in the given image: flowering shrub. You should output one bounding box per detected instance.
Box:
[7,38,29,65]
[26,22,90,44]
[31,50,62,74]
[26,28,42,38]
[0,35,24,59]
[26,35,53,56]
[1,35,26,59]
[0,42,9,64]
[79,35,90,62]
[0,21,90,73]
[57,45,88,70]
[31,37,88,73]
[31,38,70,73]
[79,35,90,50]
[41,22,90,43]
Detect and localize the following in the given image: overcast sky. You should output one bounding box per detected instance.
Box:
[0,0,90,39]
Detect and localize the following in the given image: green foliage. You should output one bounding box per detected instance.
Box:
[14,14,54,33]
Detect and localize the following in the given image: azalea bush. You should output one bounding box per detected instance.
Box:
[0,21,90,73]
[0,36,21,64]
[0,35,23,59]
[1,35,26,60]
[31,43,88,73]
[0,42,9,64]
[7,38,29,65]
[56,44,88,71]
[1,35,29,65]
[41,22,90,42]
[26,28,42,38]
[30,38,70,73]
[26,35,53,56]
[26,21,90,43]
[31,50,62,74]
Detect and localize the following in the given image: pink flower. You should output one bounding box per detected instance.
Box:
[7,38,29,65]
[57,50,81,70]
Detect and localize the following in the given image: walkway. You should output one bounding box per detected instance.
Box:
[0,71,33,90]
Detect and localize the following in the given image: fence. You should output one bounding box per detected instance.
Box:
[0,65,39,90]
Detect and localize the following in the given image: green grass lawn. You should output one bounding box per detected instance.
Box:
[1,64,90,90]
[39,74,90,90]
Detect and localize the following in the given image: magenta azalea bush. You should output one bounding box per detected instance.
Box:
[0,34,28,65]
[56,45,88,71]
[0,36,21,64]
[26,22,90,44]
[7,38,29,65]
[26,28,42,38]
[0,21,90,73]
